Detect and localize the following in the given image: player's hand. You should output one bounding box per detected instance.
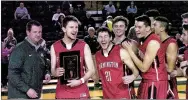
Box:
[180,61,188,68]
[55,68,64,77]
[43,74,51,84]
[170,68,183,77]
[26,88,38,98]
[170,70,177,77]
[66,79,82,87]
[122,41,133,53]
[122,74,136,84]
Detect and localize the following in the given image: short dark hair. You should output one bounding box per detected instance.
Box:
[155,16,170,32]
[181,12,188,19]
[135,15,151,27]
[96,27,112,37]
[113,16,129,27]
[26,20,42,32]
[62,15,81,28]
[183,24,188,30]
[145,9,160,18]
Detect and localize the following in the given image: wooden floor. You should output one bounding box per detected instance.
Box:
[1,77,187,99]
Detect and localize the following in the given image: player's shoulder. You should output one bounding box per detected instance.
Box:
[53,39,61,45]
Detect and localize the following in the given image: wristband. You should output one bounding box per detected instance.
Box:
[79,80,82,85]
[80,78,85,84]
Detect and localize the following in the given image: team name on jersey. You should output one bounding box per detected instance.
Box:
[99,62,119,69]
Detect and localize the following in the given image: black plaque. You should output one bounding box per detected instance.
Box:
[59,50,80,84]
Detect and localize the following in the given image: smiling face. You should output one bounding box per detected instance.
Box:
[135,21,149,38]
[113,21,127,37]
[97,31,112,50]
[62,21,79,40]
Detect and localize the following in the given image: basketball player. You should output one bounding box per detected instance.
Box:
[94,27,139,99]
[154,16,178,99]
[50,15,94,99]
[127,9,160,43]
[171,24,188,99]
[112,16,138,98]
[122,15,168,99]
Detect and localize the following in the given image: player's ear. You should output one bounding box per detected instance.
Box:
[146,26,150,32]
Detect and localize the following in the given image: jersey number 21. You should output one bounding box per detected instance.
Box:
[105,71,112,81]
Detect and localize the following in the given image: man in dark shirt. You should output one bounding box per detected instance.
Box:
[84,27,100,55]
[8,20,51,99]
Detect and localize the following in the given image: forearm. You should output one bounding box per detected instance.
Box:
[91,67,100,83]
[167,65,175,73]
[132,40,138,54]
[132,67,139,78]
[82,69,94,82]
[14,13,17,19]
[129,50,145,72]
[51,67,57,77]
[21,14,28,19]
[167,60,176,73]
[91,74,99,83]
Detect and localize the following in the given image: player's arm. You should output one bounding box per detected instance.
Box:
[131,39,138,54]
[50,45,64,77]
[91,55,100,83]
[171,60,188,77]
[83,44,95,82]
[124,40,160,72]
[182,67,188,78]
[121,39,138,55]
[180,60,188,77]
[177,54,184,62]
[166,43,178,73]
[66,44,94,87]
[120,48,139,84]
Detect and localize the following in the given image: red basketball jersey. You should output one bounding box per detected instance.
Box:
[95,45,130,99]
[53,39,90,99]
[183,46,188,99]
[183,46,188,61]
[139,33,168,81]
[161,37,179,99]
[161,37,177,56]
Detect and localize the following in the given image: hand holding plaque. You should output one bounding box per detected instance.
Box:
[59,51,81,84]
[55,67,65,77]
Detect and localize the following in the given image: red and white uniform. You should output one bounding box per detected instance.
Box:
[161,37,179,99]
[137,33,168,99]
[53,39,90,99]
[183,46,188,99]
[95,45,130,99]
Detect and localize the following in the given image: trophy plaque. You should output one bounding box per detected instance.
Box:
[59,50,80,84]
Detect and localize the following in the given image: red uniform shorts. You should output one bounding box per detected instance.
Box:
[137,79,168,99]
